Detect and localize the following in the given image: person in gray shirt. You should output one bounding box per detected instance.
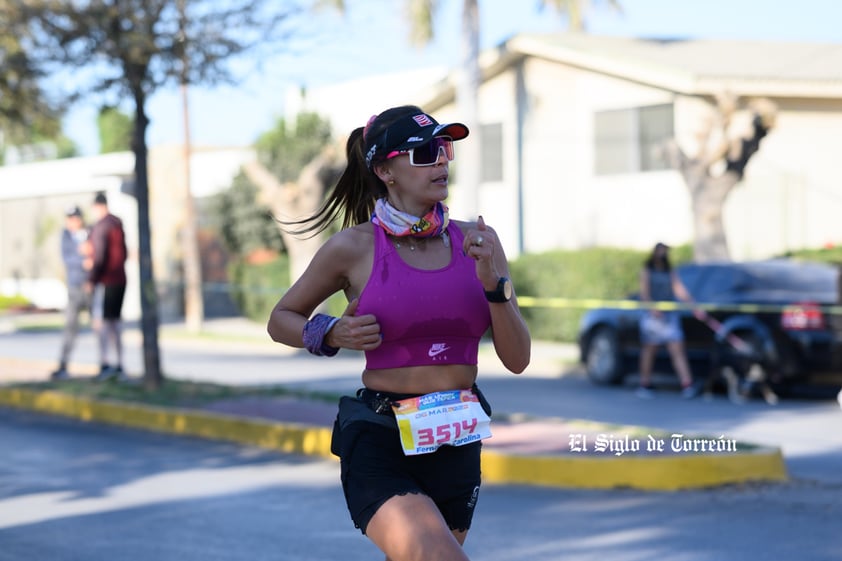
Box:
[51,205,92,380]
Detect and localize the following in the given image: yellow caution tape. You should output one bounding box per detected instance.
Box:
[516,296,842,315]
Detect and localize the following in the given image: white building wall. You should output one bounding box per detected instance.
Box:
[518,59,584,253]
[515,58,694,254]
[496,58,842,260]
[724,99,842,259]
[0,146,255,317]
[0,154,140,318]
[438,68,522,258]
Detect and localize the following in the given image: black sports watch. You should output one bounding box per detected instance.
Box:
[485,277,513,303]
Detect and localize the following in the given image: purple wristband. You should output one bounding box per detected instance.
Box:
[302,313,340,356]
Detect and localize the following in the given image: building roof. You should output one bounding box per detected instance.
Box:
[0,152,134,200]
[507,33,842,97]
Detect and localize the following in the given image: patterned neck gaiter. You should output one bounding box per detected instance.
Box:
[371,198,449,238]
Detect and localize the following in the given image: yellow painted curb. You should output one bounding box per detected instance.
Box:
[0,388,334,460]
[0,388,788,490]
[481,448,787,490]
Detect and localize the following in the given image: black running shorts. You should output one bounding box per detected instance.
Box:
[101,284,126,320]
[339,420,482,535]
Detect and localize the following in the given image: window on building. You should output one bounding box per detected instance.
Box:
[594,103,674,175]
[480,122,503,183]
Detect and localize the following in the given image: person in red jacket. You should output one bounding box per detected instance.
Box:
[87,192,128,380]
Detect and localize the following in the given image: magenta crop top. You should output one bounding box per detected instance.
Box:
[356,222,492,369]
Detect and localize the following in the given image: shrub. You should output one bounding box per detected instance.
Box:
[781,246,842,265]
[0,294,32,312]
[509,245,693,342]
[227,255,290,322]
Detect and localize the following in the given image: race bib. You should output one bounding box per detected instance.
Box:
[392,390,492,456]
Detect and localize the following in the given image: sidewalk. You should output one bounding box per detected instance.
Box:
[0,313,788,490]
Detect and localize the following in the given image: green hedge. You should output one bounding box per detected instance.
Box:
[509,245,693,342]
[0,294,32,312]
[227,256,290,322]
[510,248,636,342]
[780,246,842,265]
[227,255,348,323]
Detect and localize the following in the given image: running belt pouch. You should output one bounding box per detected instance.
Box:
[331,395,398,456]
[330,415,341,456]
[471,383,492,417]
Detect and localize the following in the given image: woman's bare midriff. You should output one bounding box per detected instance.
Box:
[362,364,478,395]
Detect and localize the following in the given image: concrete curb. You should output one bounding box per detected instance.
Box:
[0,388,334,458]
[0,387,788,491]
[481,448,787,490]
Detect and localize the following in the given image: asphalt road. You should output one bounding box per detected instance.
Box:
[1,407,841,561]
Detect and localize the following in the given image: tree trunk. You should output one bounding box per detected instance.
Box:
[690,173,740,262]
[242,149,341,285]
[670,145,735,262]
[132,88,163,390]
[669,96,776,263]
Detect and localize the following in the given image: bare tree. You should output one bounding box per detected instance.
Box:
[238,111,339,285]
[243,144,344,284]
[664,93,777,261]
[7,0,304,389]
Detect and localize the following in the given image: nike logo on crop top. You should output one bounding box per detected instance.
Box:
[428,343,450,357]
[356,223,491,370]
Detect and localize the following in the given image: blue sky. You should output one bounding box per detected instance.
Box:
[64,0,842,156]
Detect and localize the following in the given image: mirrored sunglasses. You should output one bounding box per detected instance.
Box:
[386,136,454,167]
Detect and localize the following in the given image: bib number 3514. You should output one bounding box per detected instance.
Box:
[392,390,492,456]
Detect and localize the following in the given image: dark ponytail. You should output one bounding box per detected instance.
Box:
[280,105,423,237]
[280,127,386,236]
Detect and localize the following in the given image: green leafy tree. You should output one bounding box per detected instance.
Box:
[240,110,341,286]
[207,112,336,320]
[210,173,284,258]
[4,0,307,389]
[53,135,77,158]
[207,173,286,319]
[97,105,132,153]
[0,5,62,164]
[255,112,333,183]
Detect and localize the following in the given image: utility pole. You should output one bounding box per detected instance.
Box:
[178,0,204,332]
[458,0,482,220]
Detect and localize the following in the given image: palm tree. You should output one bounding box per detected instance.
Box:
[319,1,621,225]
[402,0,481,219]
[403,1,622,218]
[538,0,623,31]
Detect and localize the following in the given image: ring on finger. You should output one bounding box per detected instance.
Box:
[475,235,484,246]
